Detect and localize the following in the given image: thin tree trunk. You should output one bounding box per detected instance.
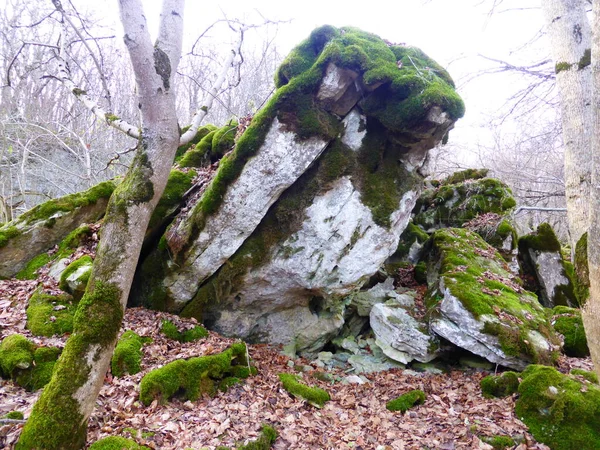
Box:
[16,1,184,448]
[542,0,592,247]
[583,0,600,380]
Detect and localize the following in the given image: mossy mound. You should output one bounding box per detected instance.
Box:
[428,228,560,366]
[26,290,77,336]
[16,224,94,280]
[0,334,61,391]
[480,371,520,399]
[278,373,330,408]
[441,169,489,185]
[215,425,278,450]
[89,436,150,450]
[59,255,93,301]
[160,319,208,342]
[111,331,151,378]
[515,365,600,449]
[552,306,589,357]
[571,368,598,384]
[4,411,24,420]
[480,435,515,450]
[139,343,251,405]
[178,121,237,168]
[413,177,516,231]
[386,389,426,412]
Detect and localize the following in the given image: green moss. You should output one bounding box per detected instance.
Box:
[555,62,572,74]
[0,334,35,378]
[237,425,278,450]
[574,232,589,305]
[570,368,598,384]
[139,343,250,405]
[0,225,20,248]
[148,169,196,229]
[429,228,559,365]
[111,331,150,378]
[515,365,600,449]
[17,346,61,391]
[414,261,427,284]
[518,222,561,253]
[480,371,520,399]
[552,306,589,357]
[4,411,24,420]
[386,389,426,412]
[480,435,515,450]
[578,48,591,70]
[89,436,150,450]
[26,290,77,336]
[160,319,208,342]
[58,255,93,299]
[176,124,217,161]
[442,169,489,185]
[278,373,330,407]
[179,130,218,168]
[394,221,429,259]
[105,113,120,123]
[16,224,94,280]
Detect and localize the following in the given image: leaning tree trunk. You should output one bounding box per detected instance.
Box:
[583,0,600,380]
[16,1,184,448]
[542,0,592,248]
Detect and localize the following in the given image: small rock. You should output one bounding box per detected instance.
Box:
[345,375,365,384]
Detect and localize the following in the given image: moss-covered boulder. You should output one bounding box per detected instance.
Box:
[427,228,560,370]
[518,223,578,308]
[89,436,150,450]
[131,27,462,358]
[551,306,589,357]
[26,290,77,336]
[0,181,115,279]
[0,334,61,391]
[111,331,151,378]
[58,255,93,301]
[463,213,517,258]
[390,221,430,263]
[139,342,252,405]
[480,371,520,398]
[413,176,516,232]
[515,365,600,449]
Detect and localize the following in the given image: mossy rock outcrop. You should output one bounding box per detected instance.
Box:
[518,223,578,308]
[412,176,516,232]
[515,365,600,449]
[131,26,463,356]
[139,342,252,405]
[551,306,589,357]
[59,255,93,301]
[0,334,61,391]
[179,121,237,168]
[26,290,78,336]
[480,371,520,399]
[427,228,560,370]
[0,181,115,279]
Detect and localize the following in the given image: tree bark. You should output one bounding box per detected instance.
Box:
[583,0,600,380]
[541,0,592,247]
[16,1,184,448]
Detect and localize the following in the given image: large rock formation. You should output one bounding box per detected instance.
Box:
[130,26,464,354]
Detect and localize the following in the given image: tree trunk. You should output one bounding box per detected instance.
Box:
[16,1,184,448]
[583,0,600,380]
[541,0,592,247]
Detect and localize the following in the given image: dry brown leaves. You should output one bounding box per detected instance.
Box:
[0,282,563,449]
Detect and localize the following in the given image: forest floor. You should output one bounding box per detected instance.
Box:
[0,276,593,450]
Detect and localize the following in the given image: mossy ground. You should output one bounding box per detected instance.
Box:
[386,389,426,412]
[26,290,77,336]
[160,319,208,342]
[480,371,519,399]
[278,373,330,408]
[428,228,559,364]
[139,343,251,405]
[89,436,150,450]
[551,306,589,357]
[214,425,278,450]
[413,178,516,230]
[515,365,600,449]
[480,435,515,450]
[111,331,151,377]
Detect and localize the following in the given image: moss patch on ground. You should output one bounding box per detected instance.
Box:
[386,389,426,412]
[552,306,589,357]
[480,435,515,450]
[139,343,251,405]
[160,319,208,342]
[26,290,77,336]
[278,373,330,408]
[515,364,600,449]
[111,331,151,378]
[215,425,278,450]
[480,371,520,399]
[413,178,516,231]
[428,228,560,365]
[89,436,150,450]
